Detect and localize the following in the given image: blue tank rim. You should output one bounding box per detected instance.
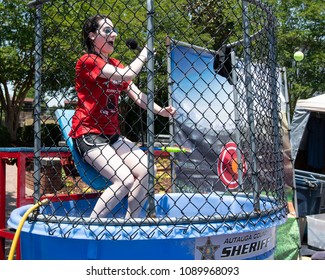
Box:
[8,193,287,241]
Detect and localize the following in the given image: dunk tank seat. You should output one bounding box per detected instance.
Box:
[54,109,111,190]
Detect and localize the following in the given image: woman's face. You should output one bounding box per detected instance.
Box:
[90,18,117,55]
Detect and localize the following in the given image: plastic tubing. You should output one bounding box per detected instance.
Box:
[8,199,49,260]
[140,146,189,153]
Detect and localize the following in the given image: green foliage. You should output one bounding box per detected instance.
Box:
[16,125,33,147]
[17,123,62,147]
[1,0,324,142]
[0,125,11,147]
[267,0,325,114]
[0,0,34,80]
[0,0,35,141]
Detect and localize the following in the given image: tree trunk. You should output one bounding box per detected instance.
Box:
[4,88,28,144]
[5,107,21,143]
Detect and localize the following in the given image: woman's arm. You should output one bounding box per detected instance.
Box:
[126,82,176,117]
[98,47,148,81]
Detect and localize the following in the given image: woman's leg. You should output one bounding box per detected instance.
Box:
[112,138,153,218]
[84,144,135,218]
[84,137,154,219]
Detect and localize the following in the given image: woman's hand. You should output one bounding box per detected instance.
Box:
[158,105,176,117]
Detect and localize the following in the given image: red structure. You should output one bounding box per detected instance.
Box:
[0,147,70,260]
[0,147,170,259]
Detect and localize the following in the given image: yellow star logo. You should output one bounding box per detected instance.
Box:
[196,237,220,260]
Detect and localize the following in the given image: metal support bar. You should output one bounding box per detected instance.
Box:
[242,1,259,211]
[145,0,156,217]
[32,5,43,202]
[231,50,244,187]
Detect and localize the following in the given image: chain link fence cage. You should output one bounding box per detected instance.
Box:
[8,0,288,260]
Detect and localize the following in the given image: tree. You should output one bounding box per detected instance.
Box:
[0,0,35,142]
[2,0,322,144]
[0,0,194,143]
[176,0,325,115]
[267,0,325,114]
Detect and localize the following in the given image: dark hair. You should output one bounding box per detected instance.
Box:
[82,15,109,53]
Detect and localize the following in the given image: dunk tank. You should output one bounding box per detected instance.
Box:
[7,0,288,260]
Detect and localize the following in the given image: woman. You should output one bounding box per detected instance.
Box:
[69,15,176,219]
